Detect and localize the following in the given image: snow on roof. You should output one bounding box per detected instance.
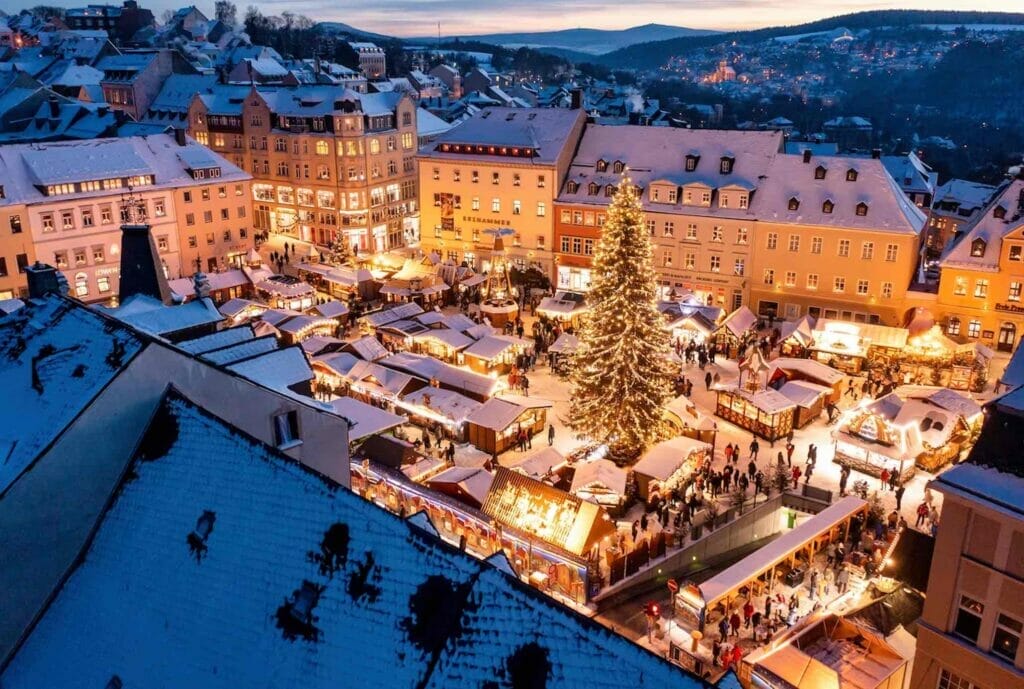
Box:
[426,466,494,506]
[412,328,475,350]
[571,459,627,497]
[0,134,249,206]
[936,462,1024,517]
[329,396,405,441]
[508,447,566,479]
[1000,341,1024,389]
[931,178,997,214]
[779,315,816,344]
[465,397,529,431]
[1,392,699,688]
[728,387,797,414]
[345,335,389,362]
[719,305,757,337]
[634,437,712,480]
[778,380,831,407]
[894,385,982,420]
[440,312,476,332]
[698,496,868,607]
[168,270,250,298]
[217,298,263,319]
[227,346,313,393]
[403,386,482,423]
[312,351,361,378]
[463,334,530,360]
[941,179,1024,272]
[0,298,25,315]
[881,152,936,195]
[416,107,452,138]
[561,126,781,213]
[769,357,843,386]
[538,293,589,316]
[313,301,349,320]
[106,295,224,338]
[300,335,343,355]
[0,296,144,495]
[175,325,254,354]
[199,335,277,366]
[752,153,927,235]
[548,332,579,354]
[255,276,316,299]
[276,314,337,335]
[425,107,585,166]
[381,352,497,398]
[346,359,417,396]
[360,302,425,328]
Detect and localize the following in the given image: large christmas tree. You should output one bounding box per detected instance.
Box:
[569,173,672,460]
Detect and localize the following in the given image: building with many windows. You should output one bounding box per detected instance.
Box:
[910,391,1024,689]
[186,85,419,254]
[935,178,1024,353]
[0,132,252,302]
[555,126,783,307]
[748,151,927,325]
[418,107,586,276]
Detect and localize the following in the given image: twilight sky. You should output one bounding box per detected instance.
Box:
[11,0,1011,36]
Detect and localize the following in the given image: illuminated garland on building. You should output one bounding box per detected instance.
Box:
[569,172,672,460]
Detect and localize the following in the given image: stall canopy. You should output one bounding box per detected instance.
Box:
[361,302,425,329]
[718,305,758,339]
[329,396,405,441]
[769,357,845,388]
[634,437,712,482]
[481,467,615,557]
[425,466,494,509]
[313,301,350,320]
[403,387,482,425]
[466,396,553,431]
[381,351,499,400]
[548,332,580,355]
[313,351,362,379]
[778,380,832,407]
[463,335,532,362]
[508,447,567,479]
[570,459,628,500]
[779,315,816,346]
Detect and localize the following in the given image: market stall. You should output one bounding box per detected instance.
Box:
[537,291,589,328]
[810,319,908,375]
[778,315,816,357]
[401,386,481,440]
[769,357,844,404]
[632,436,713,504]
[570,459,628,513]
[663,395,718,447]
[875,325,992,392]
[713,305,758,358]
[463,335,534,375]
[659,298,722,345]
[254,275,317,311]
[715,387,796,442]
[465,395,552,455]
[410,328,475,363]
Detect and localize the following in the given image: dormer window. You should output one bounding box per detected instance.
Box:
[814,165,827,180]
[604,184,615,197]
[822,199,834,214]
[595,159,608,172]
[719,156,735,174]
[290,581,320,624]
[856,202,868,216]
[588,182,599,196]
[186,510,216,561]
[994,205,1006,220]
[612,161,625,174]
[788,197,800,211]
[567,181,579,194]
[685,154,700,172]
[971,238,987,257]
[846,168,858,182]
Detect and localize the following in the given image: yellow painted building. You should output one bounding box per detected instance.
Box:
[936,178,1024,353]
[0,201,34,300]
[748,153,925,326]
[418,107,586,276]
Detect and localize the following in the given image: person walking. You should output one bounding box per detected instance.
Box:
[785,441,795,467]
[894,484,905,511]
[750,438,760,461]
[725,444,734,464]
[879,467,890,491]
[729,611,742,638]
[747,459,757,480]
[915,502,928,528]
[547,424,555,446]
[743,600,755,629]
[791,465,801,488]
[705,370,713,391]
[640,513,649,532]
[888,467,898,491]
[836,567,850,595]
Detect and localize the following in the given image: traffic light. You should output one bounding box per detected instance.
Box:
[645,602,660,618]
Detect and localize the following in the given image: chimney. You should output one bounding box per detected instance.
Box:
[871,148,881,159]
[570,88,583,110]
[118,201,173,304]
[802,149,812,164]
[25,262,69,299]
[48,95,60,119]
[174,128,187,146]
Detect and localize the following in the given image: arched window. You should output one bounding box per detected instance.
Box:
[595,159,607,172]
[315,140,329,155]
[970,238,987,257]
[822,199,834,214]
[588,182,599,196]
[788,197,800,211]
[855,202,868,216]
[612,160,625,174]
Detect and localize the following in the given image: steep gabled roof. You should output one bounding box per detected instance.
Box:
[1,392,701,689]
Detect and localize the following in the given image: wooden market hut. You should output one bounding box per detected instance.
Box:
[632,436,713,503]
[410,328,475,363]
[769,357,844,403]
[713,305,758,358]
[508,447,568,481]
[809,319,908,375]
[778,315,816,357]
[425,466,495,510]
[663,395,718,447]
[776,380,832,428]
[463,335,534,375]
[465,395,552,454]
[715,387,796,442]
[570,459,628,513]
[537,291,589,328]
[254,274,317,311]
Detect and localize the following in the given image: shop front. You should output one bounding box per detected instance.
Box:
[633,437,713,503]
[465,395,551,455]
[715,388,796,442]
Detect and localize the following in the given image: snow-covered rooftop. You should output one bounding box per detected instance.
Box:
[634,437,712,480]
[226,346,313,394]
[941,179,1024,272]
[424,107,585,166]
[329,396,405,441]
[1,392,699,688]
[106,294,224,338]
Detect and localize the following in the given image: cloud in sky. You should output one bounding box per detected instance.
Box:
[7,0,1013,36]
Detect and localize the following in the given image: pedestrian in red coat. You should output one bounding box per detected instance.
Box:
[743,600,755,629]
[729,611,742,637]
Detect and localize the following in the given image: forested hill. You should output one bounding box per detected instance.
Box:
[598,10,1024,68]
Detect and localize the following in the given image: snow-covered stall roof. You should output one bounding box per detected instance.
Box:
[313,301,350,320]
[895,386,982,420]
[381,352,498,399]
[255,276,316,299]
[360,302,424,328]
[769,357,844,386]
[425,466,494,508]
[175,324,253,355]
[537,291,588,317]
[718,305,757,338]
[346,359,418,397]
[217,298,264,319]
[571,459,627,498]
[463,334,531,361]
[696,496,868,609]
[311,352,361,379]
[548,332,579,355]
[0,296,144,494]
[724,387,797,414]
[106,294,223,338]
[779,315,815,345]
[258,308,303,328]
[275,314,337,337]
[345,335,389,362]
[508,447,566,479]
[199,335,277,366]
[402,386,482,424]
[633,437,712,481]
[1,392,700,689]
[440,313,477,332]
[412,328,475,351]
[329,396,405,441]
[778,380,831,407]
[300,335,344,355]
[465,396,551,432]
[168,269,250,299]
